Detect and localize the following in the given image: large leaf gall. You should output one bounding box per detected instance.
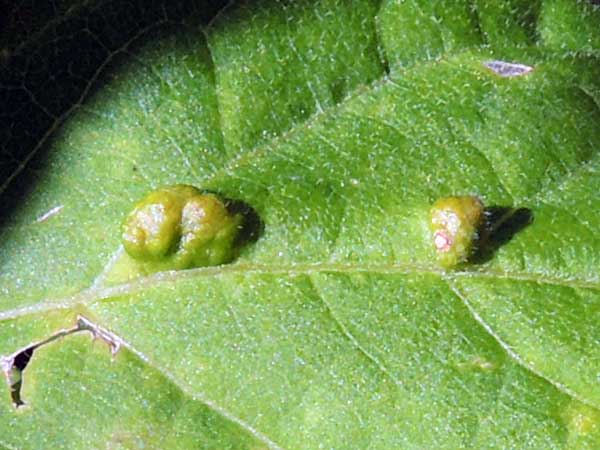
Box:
[122,185,245,270]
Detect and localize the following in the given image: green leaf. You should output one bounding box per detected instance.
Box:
[1,0,599,448]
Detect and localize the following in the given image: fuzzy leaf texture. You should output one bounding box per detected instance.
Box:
[0,0,599,449]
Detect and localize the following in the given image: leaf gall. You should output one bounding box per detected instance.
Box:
[430,196,484,269]
[122,185,246,270]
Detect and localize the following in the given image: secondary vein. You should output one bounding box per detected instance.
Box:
[0,262,597,322]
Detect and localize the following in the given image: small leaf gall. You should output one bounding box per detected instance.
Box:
[430,195,484,269]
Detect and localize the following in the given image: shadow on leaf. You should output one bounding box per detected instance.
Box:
[469,206,534,264]
[0,0,231,227]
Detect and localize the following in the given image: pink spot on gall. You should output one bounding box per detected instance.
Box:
[434,230,452,252]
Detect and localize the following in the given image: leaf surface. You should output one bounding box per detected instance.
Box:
[1,0,599,448]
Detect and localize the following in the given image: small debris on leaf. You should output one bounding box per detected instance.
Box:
[484,60,533,77]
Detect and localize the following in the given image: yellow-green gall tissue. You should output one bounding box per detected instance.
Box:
[122,185,244,270]
[430,196,484,269]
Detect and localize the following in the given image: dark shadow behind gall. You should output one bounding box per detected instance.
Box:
[469,206,534,264]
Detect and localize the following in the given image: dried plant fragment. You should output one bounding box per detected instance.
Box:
[484,60,533,77]
[1,316,122,407]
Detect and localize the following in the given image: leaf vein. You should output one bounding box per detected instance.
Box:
[1,263,597,322]
[306,273,404,388]
[446,281,600,412]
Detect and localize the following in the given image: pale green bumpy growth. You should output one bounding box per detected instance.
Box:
[122,185,244,270]
[430,196,484,269]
